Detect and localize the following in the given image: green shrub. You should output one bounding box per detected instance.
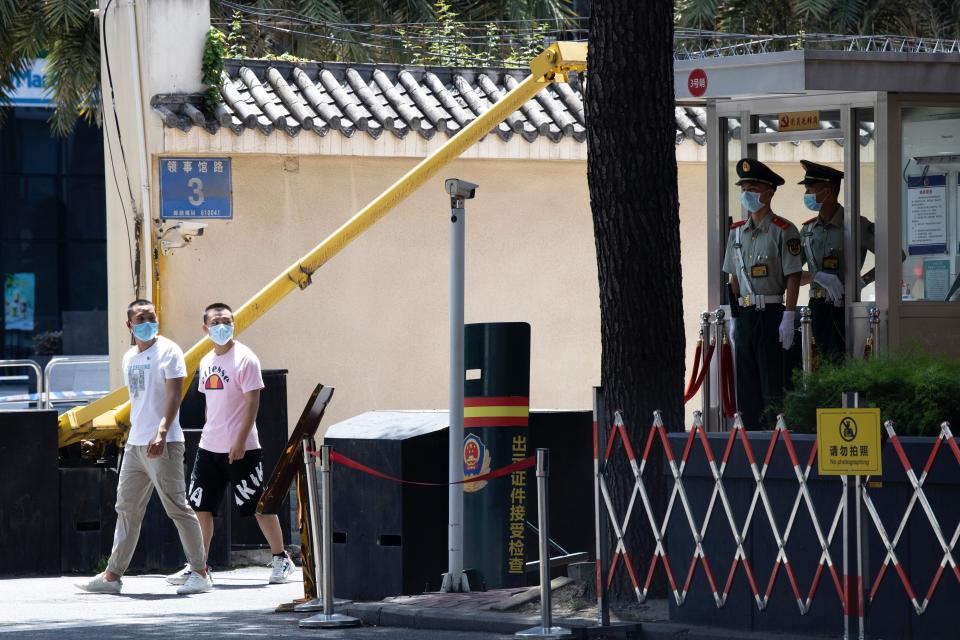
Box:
[783,349,960,437]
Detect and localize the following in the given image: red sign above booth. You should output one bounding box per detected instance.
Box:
[687,69,708,97]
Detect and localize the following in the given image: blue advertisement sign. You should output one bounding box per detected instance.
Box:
[9,59,53,107]
[159,157,232,219]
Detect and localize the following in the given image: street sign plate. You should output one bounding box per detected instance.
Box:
[816,408,882,476]
[159,157,232,219]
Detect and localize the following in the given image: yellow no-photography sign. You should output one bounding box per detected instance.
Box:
[816,408,882,476]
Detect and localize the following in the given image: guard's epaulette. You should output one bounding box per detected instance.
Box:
[771,216,790,230]
[730,220,747,229]
[802,216,818,226]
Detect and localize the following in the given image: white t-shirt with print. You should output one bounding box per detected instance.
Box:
[197,341,265,454]
[122,335,188,446]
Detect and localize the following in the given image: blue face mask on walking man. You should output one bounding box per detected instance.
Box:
[131,321,159,342]
[207,323,234,346]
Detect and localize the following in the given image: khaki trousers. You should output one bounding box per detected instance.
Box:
[106,442,206,577]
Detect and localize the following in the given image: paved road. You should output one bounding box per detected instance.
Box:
[0,567,513,640]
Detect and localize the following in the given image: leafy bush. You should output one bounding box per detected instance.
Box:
[783,349,960,437]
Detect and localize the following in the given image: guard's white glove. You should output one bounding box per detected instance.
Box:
[726,318,736,345]
[814,271,844,302]
[779,310,796,351]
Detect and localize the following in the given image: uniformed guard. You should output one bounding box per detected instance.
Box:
[797,160,876,361]
[723,158,803,430]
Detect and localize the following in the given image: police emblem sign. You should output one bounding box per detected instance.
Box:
[160,157,233,219]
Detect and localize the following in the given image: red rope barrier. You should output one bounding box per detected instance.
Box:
[684,341,716,403]
[719,340,737,418]
[321,450,535,487]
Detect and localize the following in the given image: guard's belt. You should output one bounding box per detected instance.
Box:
[739,294,784,309]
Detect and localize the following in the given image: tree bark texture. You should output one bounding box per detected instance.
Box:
[587,0,684,600]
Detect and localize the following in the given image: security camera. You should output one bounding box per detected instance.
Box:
[445,178,478,199]
[175,221,207,236]
[158,221,208,254]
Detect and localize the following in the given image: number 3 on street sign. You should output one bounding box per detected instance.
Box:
[816,408,882,476]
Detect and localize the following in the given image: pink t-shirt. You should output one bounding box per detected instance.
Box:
[197,341,265,453]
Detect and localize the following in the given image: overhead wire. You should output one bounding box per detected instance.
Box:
[219,18,548,67]
[100,0,138,295]
[215,0,584,31]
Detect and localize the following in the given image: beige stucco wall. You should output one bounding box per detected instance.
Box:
[109,153,717,434]
[151,155,606,433]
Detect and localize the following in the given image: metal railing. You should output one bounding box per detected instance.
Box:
[43,356,110,410]
[674,30,960,60]
[0,360,43,410]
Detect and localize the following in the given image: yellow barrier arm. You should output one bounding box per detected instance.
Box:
[58,42,588,447]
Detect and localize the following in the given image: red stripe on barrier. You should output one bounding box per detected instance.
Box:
[328,451,534,486]
[657,425,675,463]
[925,564,946,605]
[782,429,801,468]
[696,425,716,464]
[946,433,960,463]
[808,562,825,604]
[661,552,680,594]
[892,561,919,603]
[844,574,856,615]
[762,428,780,468]
[604,423,618,463]
[619,421,638,463]
[463,417,528,427]
[738,427,758,468]
[682,555,699,594]
[464,396,529,407]
[720,428,738,465]
[764,561,780,599]
[870,563,889,601]
[922,436,944,476]
[622,550,642,591]
[888,434,914,473]
[595,559,602,601]
[783,560,803,604]
[640,421,657,463]
[681,426,697,465]
[607,551,621,590]
[701,554,720,598]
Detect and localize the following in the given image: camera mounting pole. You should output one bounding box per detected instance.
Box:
[441,178,478,593]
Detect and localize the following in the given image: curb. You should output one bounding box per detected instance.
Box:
[336,601,836,640]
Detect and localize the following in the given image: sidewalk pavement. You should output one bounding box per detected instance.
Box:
[0,568,837,640]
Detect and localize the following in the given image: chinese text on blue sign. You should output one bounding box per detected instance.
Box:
[160,157,232,219]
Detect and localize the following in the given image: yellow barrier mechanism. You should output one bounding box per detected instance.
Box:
[58,42,588,448]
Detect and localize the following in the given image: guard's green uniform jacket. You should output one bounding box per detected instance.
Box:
[722,212,803,430]
[801,205,876,360]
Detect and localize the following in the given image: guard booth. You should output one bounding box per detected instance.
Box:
[674,46,960,431]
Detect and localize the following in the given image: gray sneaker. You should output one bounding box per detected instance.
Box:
[76,573,122,594]
[177,570,213,595]
[268,554,294,584]
[167,565,213,586]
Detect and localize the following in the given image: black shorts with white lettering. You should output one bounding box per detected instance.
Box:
[187,447,264,517]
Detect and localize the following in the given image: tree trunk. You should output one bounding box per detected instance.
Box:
[586,0,684,601]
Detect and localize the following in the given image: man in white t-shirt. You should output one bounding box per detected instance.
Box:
[174,302,294,585]
[77,300,211,595]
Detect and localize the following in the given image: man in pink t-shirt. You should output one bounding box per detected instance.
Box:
[176,302,294,585]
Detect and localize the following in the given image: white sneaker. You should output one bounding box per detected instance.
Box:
[167,565,213,586]
[76,572,122,594]
[176,570,213,594]
[268,554,294,584]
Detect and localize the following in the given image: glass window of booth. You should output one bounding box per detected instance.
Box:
[901,106,960,302]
